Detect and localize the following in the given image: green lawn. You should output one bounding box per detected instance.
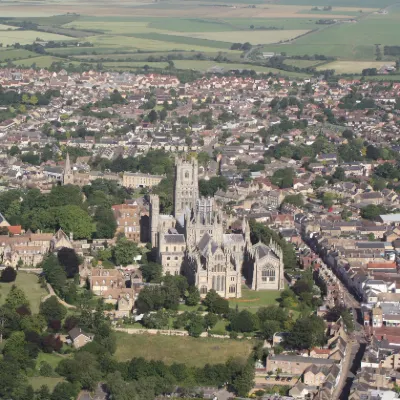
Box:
[114,332,253,367]
[35,352,67,370]
[28,377,65,391]
[0,272,47,313]
[229,286,281,312]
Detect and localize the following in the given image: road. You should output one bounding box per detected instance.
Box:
[303,237,366,399]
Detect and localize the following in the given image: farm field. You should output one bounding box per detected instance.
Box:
[85,34,236,53]
[0,272,48,313]
[283,59,323,68]
[10,55,67,68]
[0,48,37,61]
[173,60,308,77]
[160,29,310,45]
[0,30,73,46]
[0,0,396,74]
[114,332,254,366]
[262,9,400,60]
[317,60,396,74]
[0,24,17,30]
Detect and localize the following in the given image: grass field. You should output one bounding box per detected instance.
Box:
[0,0,395,73]
[0,48,37,61]
[262,10,400,60]
[317,60,396,73]
[283,59,323,67]
[173,60,308,77]
[28,377,64,391]
[0,24,17,30]
[11,55,66,68]
[228,286,281,311]
[35,352,67,370]
[114,332,254,366]
[0,272,47,313]
[163,29,310,45]
[0,30,73,46]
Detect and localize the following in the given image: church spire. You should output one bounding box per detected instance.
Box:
[63,152,74,185]
[65,152,72,174]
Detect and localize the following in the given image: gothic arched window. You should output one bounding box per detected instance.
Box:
[229,285,236,293]
[185,171,189,179]
[200,285,208,295]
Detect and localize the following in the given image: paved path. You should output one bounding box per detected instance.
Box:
[42,283,76,309]
[331,341,355,399]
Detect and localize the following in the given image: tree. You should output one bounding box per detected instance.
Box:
[39,296,67,324]
[5,285,29,310]
[140,262,162,283]
[203,289,229,314]
[142,310,169,329]
[94,206,117,239]
[204,313,218,329]
[0,266,17,282]
[57,247,80,278]
[56,205,94,240]
[286,315,326,349]
[271,168,294,188]
[39,361,54,377]
[41,334,63,353]
[51,382,80,400]
[187,314,205,337]
[311,175,326,190]
[231,362,255,397]
[35,385,51,400]
[3,331,30,367]
[185,285,200,306]
[135,286,165,313]
[230,310,259,333]
[41,254,67,296]
[332,167,345,181]
[148,109,158,123]
[282,194,304,208]
[361,204,386,220]
[113,237,141,266]
[260,320,281,340]
[197,151,210,167]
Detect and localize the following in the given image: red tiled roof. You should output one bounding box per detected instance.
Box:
[7,225,21,235]
[367,262,396,269]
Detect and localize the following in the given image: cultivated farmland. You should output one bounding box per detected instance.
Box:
[0,0,396,76]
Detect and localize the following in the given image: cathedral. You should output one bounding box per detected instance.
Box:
[150,156,285,298]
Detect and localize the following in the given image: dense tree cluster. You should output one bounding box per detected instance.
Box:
[0,180,128,240]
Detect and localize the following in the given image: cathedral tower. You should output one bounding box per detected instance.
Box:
[149,194,160,248]
[63,152,74,185]
[174,156,199,219]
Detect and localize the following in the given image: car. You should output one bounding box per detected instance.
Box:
[275,377,280,381]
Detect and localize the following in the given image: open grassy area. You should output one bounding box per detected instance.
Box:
[114,332,254,366]
[283,58,323,68]
[317,60,396,74]
[28,377,65,391]
[0,272,47,313]
[10,55,67,68]
[0,48,37,61]
[173,60,309,77]
[229,286,281,312]
[0,30,73,46]
[35,352,67,370]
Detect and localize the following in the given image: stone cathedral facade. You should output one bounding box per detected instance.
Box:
[149,156,284,298]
